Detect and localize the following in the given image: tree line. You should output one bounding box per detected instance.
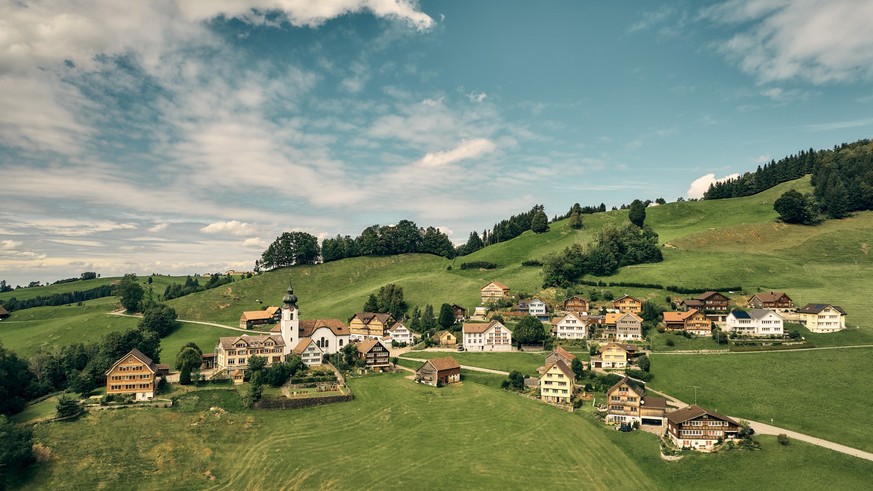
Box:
[321,220,455,263]
[0,284,114,312]
[162,273,235,301]
[703,146,821,199]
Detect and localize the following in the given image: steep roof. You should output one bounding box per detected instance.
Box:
[351,312,393,325]
[695,291,727,301]
[667,404,739,426]
[462,320,511,334]
[300,319,349,337]
[552,311,587,325]
[292,338,321,355]
[664,310,697,323]
[482,281,509,290]
[388,322,408,333]
[551,346,577,362]
[264,306,281,316]
[729,309,751,319]
[104,348,157,376]
[751,291,791,303]
[563,295,588,305]
[0,305,9,316]
[797,303,847,315]
[423,356,461,372]
[218,334,285,350]
[608,376,644,397]
[240,310,274,321]
[543,359,575,380]
[614,294,640,303]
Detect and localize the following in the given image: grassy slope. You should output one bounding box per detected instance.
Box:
[23,375,873,490]
[649,348,873,453]
[400,351,546,375]
[0,275,191,302]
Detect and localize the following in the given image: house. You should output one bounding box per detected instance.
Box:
[215,334,286,383]
[666,405,740,450]
[551,312,589,340]
[614,312,643,340]
[105,349,160,401]
[747,291,794,311]
[796,304,847,333]
[471,306,488,321]
[605,376,667,426]
[452,304,467,321]
[545,346,577,368]
[292,338,324,367]
[239,309,275,329]
[272,318,350,355]
[681,291,730,313]
[415,356,461,387]
[264,306,281,322]
[612,295,642,314]
[663,309,711,336]
[562,295,589,314]
[348,312,395,340]
[0,305,9,320]
[462,320,513,352]
[434,330,457,346]
[725,309,784,337]
[528,298,549,321]
[540,360,575,404]
[591,343,629,369]
[480,281,510,304]
[356,339,391,371]
[386,322,415,345]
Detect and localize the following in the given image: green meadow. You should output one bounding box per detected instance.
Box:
[20,374,873,490]
[400,350,547,375]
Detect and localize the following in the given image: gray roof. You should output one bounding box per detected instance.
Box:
[729,309,782,320]
[797,304,847,315]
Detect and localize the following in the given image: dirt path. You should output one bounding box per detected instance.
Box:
[399,356,509,375]
[108,310,249,332]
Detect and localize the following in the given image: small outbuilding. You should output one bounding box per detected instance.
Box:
[415,356,461,387]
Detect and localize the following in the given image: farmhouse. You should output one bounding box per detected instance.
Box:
[604,312,643,340]
[239,309,275,329]
[105,349,167,401]
[747,291,794,311]
[356,338,391,371]
[386,322,414,345]
[480,281,510,304]
[612,295,642,314]
[663,309,711,336]
[551,312,589,340]
[666,405,740,451]
[540,360,575,404]
[349,312,395,340]
[796,304,847,333]
[562,295,589,314]
[292,338,324,367]
[724,309,784,337]
[605,376,667,426]
[462,320,513,351]
[434,330,457,346]
[216,334,286,382]
[680,291,730,313]
[591,343,630,369]
[415,357,461,387]
[452,304,467,321]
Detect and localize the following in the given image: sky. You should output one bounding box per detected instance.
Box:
[2,0,873,286]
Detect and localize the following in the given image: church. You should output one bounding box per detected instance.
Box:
[214,283,351,381]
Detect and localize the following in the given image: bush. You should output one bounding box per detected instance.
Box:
[665,338,675,347]
[777,433,790,445]
[521,260,543,267]
[625,369,652,381]
[56,394,83,419]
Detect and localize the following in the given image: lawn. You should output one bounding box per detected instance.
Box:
[400,350,546,375]
[649,330,726,352]
[161,322,233,364]
[648,347,873,453]
[21,373,873,490]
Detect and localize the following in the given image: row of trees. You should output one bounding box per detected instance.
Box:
[162,273,235,301]
[542,223,663,288]
[0,284,113,312]
[481,205,548,246]
[704,146,823,199]
[322,221,456,263]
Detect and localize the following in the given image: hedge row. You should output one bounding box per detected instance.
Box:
[459,261,498,270]
[576,279,742,295]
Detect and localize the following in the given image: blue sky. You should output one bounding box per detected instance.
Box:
[2,0,873,286]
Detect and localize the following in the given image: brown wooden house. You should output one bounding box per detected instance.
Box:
[356,339,391,371]
[666,405,740,450]
[605,376,667,426]
[105,349,160,401]
[452,304,467,321]
[747,291,794,310]
[663,309,711,335]
[0,305,10,319]
[562,295,590,313]
[415,356,461,387]
[682,291,730,312]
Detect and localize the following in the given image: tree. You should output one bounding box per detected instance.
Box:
[636,354,650,372]
[260,231,321,270]
[375,284,408,320]
[438,303,455,329]
[514,316,546,346]
[139,303,179,337]
[0,415,34,483]
[501,371,525,391]
[363,294,379,312]
[531,210,549,233]
[568,210,583,229]
[571,357,585,380]
[0,343,38,415]
[422,305,436,331]
[55,394,82,419]
[117,274,144,313]
[774,190,817,225]
[628,199,646,227]
[640,301,662,323]
[176,346,202,385]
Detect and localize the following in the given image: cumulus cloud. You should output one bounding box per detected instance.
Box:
[704,0,873,84]
[467,91,487,103]
[687,172,740,199]
[415,138,496,168]
[1,240,22,250]
[201,221,258,237]
[148,223,169,233]
[242,237,269,248]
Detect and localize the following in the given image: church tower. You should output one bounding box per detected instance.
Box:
[280,282,299,355]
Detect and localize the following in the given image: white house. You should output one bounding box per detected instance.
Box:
[551,312,588,340]
[528,298,549,321]
[292,338,323,367]
[462,320,513,352]
[725,309,784,336]
[386,322,415,345]
[796,304,847,333]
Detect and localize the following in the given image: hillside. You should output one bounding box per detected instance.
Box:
[171,175,872,330]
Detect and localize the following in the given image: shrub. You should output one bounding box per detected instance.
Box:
[459,261,498,270]
[56,394,83,419]
[777,434,790,445]
[665,338,675,347]
[521,260,543,267]
[626,369,652,381]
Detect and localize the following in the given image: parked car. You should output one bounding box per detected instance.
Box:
[457,345,465,352]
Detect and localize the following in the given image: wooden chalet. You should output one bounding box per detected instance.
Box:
[356,339,391,371]
[239,309,275,329]
[612,295,642,314]
[605,376,667,426]
[415,356,461,387]
[105,349,160,401]
[480,281,510,304]
[747,291,794,310]
[349,312,394,339]
[0,305,9,319]
[451,304,467,321]
[562,295,590,313]
[663,309,711,335]
[681,291,730,313]
[666,405,740,450]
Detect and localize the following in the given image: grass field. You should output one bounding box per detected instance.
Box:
[648,347,873,453]
[400,350,546,375]
[20,373,873,490]
[0,275,192,302]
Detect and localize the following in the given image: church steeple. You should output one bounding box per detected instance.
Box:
[280,280,300,355]
[283,282,298,310]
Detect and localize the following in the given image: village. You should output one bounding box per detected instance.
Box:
[104,279,849,454]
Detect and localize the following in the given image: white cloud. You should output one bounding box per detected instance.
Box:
[687,172,740,199]
[467,91,487,103]
[201,221,258,237]
[755,154,772,164]
[415,138,496,168]
[1,240,22,250]
[704,0,873,84]
[148,223,169,233]
[242,237,269,248]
